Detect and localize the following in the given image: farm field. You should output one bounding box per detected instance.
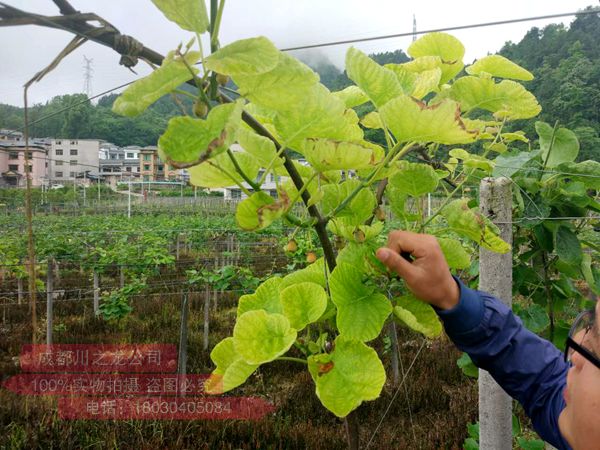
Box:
[1,206,483,449]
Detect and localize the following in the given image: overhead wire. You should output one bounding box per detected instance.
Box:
[280,9,600,52]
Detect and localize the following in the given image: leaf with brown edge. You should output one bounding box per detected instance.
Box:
[379,95,478,145]
[158,101,243,166]
[318,361,335,376]
[236,191,289,231]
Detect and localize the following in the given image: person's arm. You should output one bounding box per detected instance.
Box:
[438,277,570,449]
[375,231,570,449]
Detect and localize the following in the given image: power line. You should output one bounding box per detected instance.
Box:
[280,9,600,52]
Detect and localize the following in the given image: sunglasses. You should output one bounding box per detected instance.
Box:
[564,309,600,371]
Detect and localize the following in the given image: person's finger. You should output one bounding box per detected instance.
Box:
[386,230,432,259]
[376,247,417,280]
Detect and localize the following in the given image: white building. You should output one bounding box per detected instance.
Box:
[48,139,100,183]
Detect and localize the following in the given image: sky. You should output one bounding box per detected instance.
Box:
[0,0,596,107]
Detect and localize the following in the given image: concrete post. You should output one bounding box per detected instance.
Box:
[478,177,513,450]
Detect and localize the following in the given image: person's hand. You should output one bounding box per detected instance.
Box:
[375,231,460,310]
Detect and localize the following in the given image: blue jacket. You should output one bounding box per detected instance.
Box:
[436,278,571,450]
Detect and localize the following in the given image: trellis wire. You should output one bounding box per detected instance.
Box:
[0,287,259,307]
[365,340,428,449]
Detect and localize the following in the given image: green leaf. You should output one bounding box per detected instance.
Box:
[493,151,538,178]
[388,161,439,196]
[330,263,392,342]
[457,352,478,378]
[407,33,465,83]
[281,257,327,289]
[336,241,382,273]
[517,437,545,450]
[216,45,362,148]
[466,55,533,81]
[236,191,288,231]
[360,111,384,129]
[467,422,480,440]
[581,253,599,296]
[345,47,403,108]
[204,337,259,394]
[321,179,376,226]
[329,221,384,244]
[394,56,441,74]
[151,0,209,34]
[412,68,442,99]
[536,122,580,168]
[204,36,280,76]
[333,86,370,108]
[233,310,297,364]
[555,160,600,189]
[449,148,495,173]
[237,276,283,317]
[449,77,541,120]
[158,101,243,165]
[280,282,328,330]
[555,226,583,266]
[274,84,364,149]
[234,53,320,111]
[442,199,511,253]
[387,188,417,222]
[113,51,200,117]
[307,337,386,417]
[513,303,550,333]
[393,293,442,338]
[501,132,529,143]
[188,150,260,188]
[438,237,471,269]
[379,95,478,145]
[236,127,283,169]
[463,438,479,450]
[383,64,417,94]
[299,138,383,171]
[533,224,554,252]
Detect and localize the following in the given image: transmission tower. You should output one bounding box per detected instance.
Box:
[83,56,93,98]
[412,15,417,42]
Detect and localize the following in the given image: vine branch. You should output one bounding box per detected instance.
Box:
[0,2,339,272]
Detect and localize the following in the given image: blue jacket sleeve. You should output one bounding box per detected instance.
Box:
[436,277,571,450]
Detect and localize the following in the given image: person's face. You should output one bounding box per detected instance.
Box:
[559,300,600,449]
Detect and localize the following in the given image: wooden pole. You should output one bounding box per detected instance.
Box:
[23,88,38,344]
[387,321,400,385]
[478,177,513,450]
[17,276,23,305]
[46,259,53,345]
[203,285,210,351]
[178,291,189,375]
[93,270,100,315]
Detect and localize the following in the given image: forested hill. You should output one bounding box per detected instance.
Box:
[499,7,600,160]
[1,8,599,158]
[0,90,194,147]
